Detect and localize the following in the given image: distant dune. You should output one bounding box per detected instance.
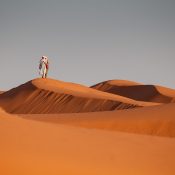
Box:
[0,78,157,114]
[91,80,175,103]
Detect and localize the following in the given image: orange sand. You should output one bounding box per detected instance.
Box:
[0,78,158,114]
[1,78,175,175]
[21,103,175,137]
[1,112,175,175]
[91,80,175,103]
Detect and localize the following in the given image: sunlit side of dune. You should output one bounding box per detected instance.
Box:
[21,103,175,137]
[1,113,175,175]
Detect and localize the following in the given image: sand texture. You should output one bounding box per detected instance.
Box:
[1,78,175,175]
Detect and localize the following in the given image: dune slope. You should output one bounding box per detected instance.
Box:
[91,80,175,103]
[1,114,175,175]
[0,78,157,114]
[22,103,175,137]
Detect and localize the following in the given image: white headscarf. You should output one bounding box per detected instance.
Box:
[41,56,48,64]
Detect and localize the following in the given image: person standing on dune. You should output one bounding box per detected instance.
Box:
[39,56,49,78]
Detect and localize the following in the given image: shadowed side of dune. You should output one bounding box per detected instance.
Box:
[0,79,140,114]
[91,80,175,103]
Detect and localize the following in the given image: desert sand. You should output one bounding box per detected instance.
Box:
[1,78,175,175]
[1,112,175,175]
[91,80,175,103]
[22,103,175,137]
[0,78,158,114]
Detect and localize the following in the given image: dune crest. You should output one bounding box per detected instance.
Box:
[91,80,175,103]
[0,78,157,114]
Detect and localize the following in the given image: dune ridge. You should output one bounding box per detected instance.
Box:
[91,80,175,103]
[0,78,158,114]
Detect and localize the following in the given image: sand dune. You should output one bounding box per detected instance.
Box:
[21,103,175,137]
[1,78,175,175]
[0,78,158,114]
[91,80,175,103]
[1,114,175,175]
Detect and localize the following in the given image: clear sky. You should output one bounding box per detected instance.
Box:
[0,0,175,90]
